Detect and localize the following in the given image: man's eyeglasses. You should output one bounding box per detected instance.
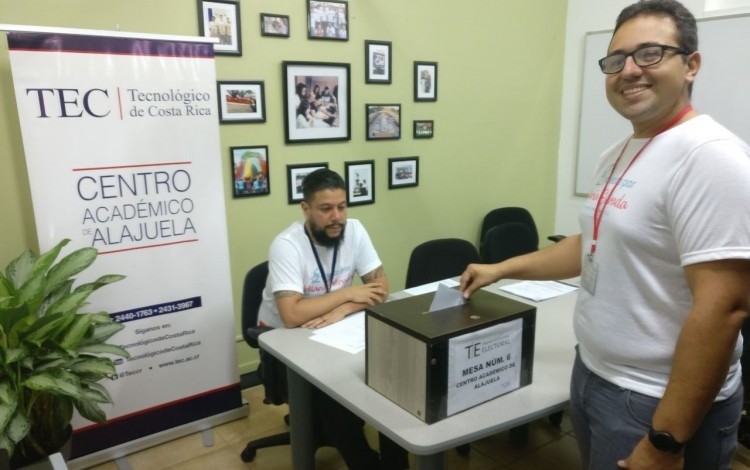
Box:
[598,45,691,74]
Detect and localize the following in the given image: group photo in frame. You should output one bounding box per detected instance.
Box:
[283,61,351,143]
[197,0,242,56]
[287,162,329,204]
[345,160,375,206]
[413,120,434,139]
[388,157,419,189]
[365,40,392,84]
[366,104,401,140]
[217,80,266,123]
[230,145,270,198]
[414,61,438,102]
[307,0,349,40]
[260,13,290,37]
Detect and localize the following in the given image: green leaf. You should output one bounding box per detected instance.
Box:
[6,410,31,444]
[22,312,74,346]
[30,239,70,280]
[74,398,106,423]
[79,343,130,358]
[0,304,31,340]
[5,249,36,290]
[34,358,67,372]
[83,321,125,345]
[0,274,14,298]
[0,433,14,458]
[73,274,126,294]
[0,400,16,433]
[23,373,80,399]
[0,381,13,404]
[5,346,29,365]
[79,386,110,404]
[45,288,93,317]
[37,279,73,318]
[69,357,115,377]
[84,382,113,404]
[59,313,91,350]
[45,246,98,296]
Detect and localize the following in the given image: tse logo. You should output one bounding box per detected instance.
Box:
[25,88,111,118]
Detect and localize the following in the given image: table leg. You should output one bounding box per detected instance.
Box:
[287,368,315,470]
[414,451,446,470]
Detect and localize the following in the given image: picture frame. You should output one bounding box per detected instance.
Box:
[230,145,270,198]
[413,120,434,139]
[388,157,419,189]
[217,80,266,123]
[307,0,349,41]
[260,13,290,37]
[365,40,392,84]
[283,61,351,143]
[345,160,375,206]
[287,162,329,204]
[197,0,242,56]
[366,104,401,141]
[414,61,438,102]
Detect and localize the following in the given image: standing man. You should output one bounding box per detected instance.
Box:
[258,168,408,469]
[460,1,750,469]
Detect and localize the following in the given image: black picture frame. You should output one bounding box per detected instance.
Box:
[388,157,419,189]
[287,162,329,204]
[217,80,266,123]
[414,61,438,102]
[345,160,375,206]
[365,40,392,84]
[260,13,290,37]
[230,146,270,198]
[413,120,434,139]
[197,0,242,56]
[308,0,349,41]
[366,104,401,141]
[283,61,351,143]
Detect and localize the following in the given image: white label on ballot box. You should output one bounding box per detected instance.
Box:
[447,318,523,415]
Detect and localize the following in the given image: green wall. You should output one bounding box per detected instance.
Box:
[0,0,566,374]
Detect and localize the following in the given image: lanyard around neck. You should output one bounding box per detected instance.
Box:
[305,226,338,293]
[590,105,693,255]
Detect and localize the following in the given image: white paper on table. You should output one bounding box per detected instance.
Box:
[403,278,459,296]
[429,282,465,311]
[498,280,578,302]
[309,311,366,354]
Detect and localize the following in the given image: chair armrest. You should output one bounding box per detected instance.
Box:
[547,235,567,243]
[246,325,274,349]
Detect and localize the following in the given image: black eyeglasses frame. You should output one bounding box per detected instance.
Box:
[598,44,691,74]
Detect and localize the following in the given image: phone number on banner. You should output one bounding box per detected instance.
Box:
[111,296,202,323]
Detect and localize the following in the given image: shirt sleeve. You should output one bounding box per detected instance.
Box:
[267,236,305,294]
[353,221,383,277]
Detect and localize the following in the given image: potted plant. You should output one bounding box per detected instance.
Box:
[0,239,129,468]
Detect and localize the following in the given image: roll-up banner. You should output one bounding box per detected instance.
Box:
[5,27,245,462]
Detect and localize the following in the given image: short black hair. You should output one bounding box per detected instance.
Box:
[301,168,345,202]
[614,0,698,54]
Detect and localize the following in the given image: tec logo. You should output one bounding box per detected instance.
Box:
[25,87,111,118]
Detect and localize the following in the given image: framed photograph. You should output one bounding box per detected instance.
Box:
[287,162,329,204]
[388,157,419,189]
[345,160,374,206]
[197,0,242,56]
[217,80,266,123]
[308,0,349,41]
[365,40,392,84]
[413,120,434,139]
[414,61,438,102]
[366,104,401,141]
[283,61,351,143]
[230,146,270,198]
[260,13,290,37]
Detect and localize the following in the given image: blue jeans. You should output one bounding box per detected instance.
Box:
[569,349,742,470]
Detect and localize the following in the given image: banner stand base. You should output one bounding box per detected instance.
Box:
[67,402,248,470]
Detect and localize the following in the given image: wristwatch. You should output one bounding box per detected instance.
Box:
[648,427,685,454]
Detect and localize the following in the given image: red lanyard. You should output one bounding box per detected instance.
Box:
[590,105,692,255]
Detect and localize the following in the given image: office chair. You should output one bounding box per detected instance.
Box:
[481,222,538,264]
[240,261,294,462]
[479,207,565,261]
[405,238,480,289]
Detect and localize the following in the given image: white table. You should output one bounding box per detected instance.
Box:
[259,282,578,469]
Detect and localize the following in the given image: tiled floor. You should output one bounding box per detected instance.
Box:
[86,385,750,470]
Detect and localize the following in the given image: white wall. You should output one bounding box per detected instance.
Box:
[555,0,750,234]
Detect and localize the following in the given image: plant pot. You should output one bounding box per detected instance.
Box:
[9,425,72,470]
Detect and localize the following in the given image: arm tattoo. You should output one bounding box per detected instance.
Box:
[362,266,385,283]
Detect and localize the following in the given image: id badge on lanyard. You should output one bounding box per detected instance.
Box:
[581,253,598,295]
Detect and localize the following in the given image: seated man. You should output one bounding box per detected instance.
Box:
[258,168,408,469]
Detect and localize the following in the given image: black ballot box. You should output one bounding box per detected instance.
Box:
[365,288,536,423]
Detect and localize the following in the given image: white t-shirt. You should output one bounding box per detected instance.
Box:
[577,115,750,400]
[258,219,382,328]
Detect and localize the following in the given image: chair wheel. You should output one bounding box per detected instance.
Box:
[548,411,563,427]
[241,445,257,462]
[455,443,471,456]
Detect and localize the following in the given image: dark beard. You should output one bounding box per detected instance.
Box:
[310,222,346,248]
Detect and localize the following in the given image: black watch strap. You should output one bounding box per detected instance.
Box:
[648,427,684,454]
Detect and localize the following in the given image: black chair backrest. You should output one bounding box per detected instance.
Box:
[241,261,269,348]
[480,207,539,251]
[481,222,538,264]
[405,238,480,288]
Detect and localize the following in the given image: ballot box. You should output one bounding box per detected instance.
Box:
[365,288,536,423]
